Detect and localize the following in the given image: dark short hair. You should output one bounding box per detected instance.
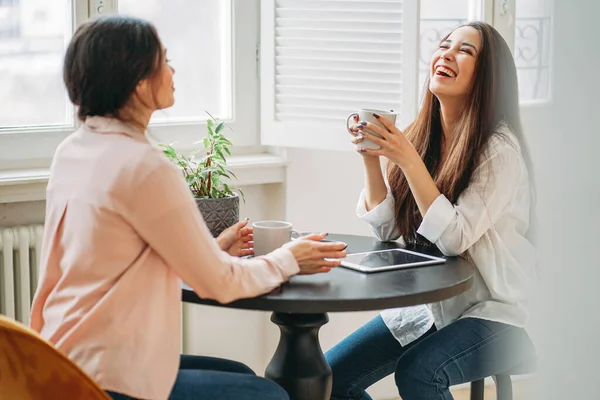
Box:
[63,15,163,120]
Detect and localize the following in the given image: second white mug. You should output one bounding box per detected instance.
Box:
[252,221,293,256]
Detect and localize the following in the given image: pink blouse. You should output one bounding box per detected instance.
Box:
[30,116,299,399]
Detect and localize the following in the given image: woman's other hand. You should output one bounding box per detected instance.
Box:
[284,233,347,274]
[216,219,254,257]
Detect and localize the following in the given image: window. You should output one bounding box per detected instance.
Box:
[514,0,552,102]
[118,0,233,123]
[0,0,74,129]
[0,1,552,171]
[0,0,259,171]
[115,0,258,147]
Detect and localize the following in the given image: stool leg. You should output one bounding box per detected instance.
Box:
[470,379,485,400]
[495,375,513,400]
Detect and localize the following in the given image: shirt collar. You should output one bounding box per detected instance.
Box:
[84,116,148,142]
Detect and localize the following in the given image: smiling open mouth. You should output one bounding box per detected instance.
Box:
[435,66,456,78]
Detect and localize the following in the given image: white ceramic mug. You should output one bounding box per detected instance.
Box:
[346,109,398,150]
[252,221,293,256]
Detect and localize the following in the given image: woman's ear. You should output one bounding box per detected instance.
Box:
[135,79,150,98]
[132,78,157,110]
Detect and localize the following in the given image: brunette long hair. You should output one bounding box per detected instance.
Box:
[389,21,533,246]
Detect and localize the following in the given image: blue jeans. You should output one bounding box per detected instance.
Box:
[325,315,535,400]
[106,354,289,400]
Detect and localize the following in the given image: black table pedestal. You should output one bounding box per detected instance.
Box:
[265,312,332,400]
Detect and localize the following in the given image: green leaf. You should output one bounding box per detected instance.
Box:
[227,169,238,179]
[161,146,177,158]
[205,110,218,122]
[198,171,209,180]
[202,166,222,174]
[202,137,211,149]
[196,154,211,165]
[237,188,246,203]
[215,122,225,134]
[215,149,226,162]
[222,183,233,195]
[216,163,225,172]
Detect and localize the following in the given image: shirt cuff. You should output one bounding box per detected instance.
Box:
[417,194,455,243]
[356,189,396,227]
[261,248,300,279]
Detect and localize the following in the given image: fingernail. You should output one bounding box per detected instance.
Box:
[372,113,380,119]
[244,217,250,221]
[342,244,348,250]
[359,121,367,127]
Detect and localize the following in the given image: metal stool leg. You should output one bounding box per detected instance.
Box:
[470,379,485,400]
[495,374,513,400]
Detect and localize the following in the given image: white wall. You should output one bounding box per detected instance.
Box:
[0,200,45,227]
[285,149,371,236]
[528,1,600,399]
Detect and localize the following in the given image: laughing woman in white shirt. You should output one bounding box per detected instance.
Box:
[325,22,537,400]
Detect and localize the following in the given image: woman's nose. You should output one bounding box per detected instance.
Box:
[439,50,453,61]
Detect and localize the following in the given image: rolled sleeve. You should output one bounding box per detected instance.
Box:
[416,194,455,244]
[356,189,401,242]
[356,189,396,226]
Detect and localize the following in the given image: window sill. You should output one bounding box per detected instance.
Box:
[0,153,288,203]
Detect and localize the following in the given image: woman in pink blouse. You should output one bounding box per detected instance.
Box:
[30,15,346,400]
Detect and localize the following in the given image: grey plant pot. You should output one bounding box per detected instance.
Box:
[195,193,240,238]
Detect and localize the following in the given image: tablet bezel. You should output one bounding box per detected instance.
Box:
[340,248,446,273]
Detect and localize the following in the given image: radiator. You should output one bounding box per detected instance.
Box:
[0,225,44,325]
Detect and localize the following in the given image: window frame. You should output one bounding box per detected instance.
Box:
[0,0,260,171]
[490,0,553,106]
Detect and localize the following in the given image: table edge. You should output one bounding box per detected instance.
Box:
[181,273,473,313]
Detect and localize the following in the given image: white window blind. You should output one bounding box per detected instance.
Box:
[260,0,419,150]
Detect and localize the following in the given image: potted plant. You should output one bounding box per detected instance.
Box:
[159,113,243,238]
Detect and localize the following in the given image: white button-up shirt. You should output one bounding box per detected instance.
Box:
[357,126,536,346]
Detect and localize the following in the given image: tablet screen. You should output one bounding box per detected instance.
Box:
[342,249,441,269]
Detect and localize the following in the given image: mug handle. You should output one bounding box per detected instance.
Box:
[291,230,315,240]
[346,113,358,135]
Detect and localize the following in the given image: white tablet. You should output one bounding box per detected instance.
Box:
[340,248,446,273]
